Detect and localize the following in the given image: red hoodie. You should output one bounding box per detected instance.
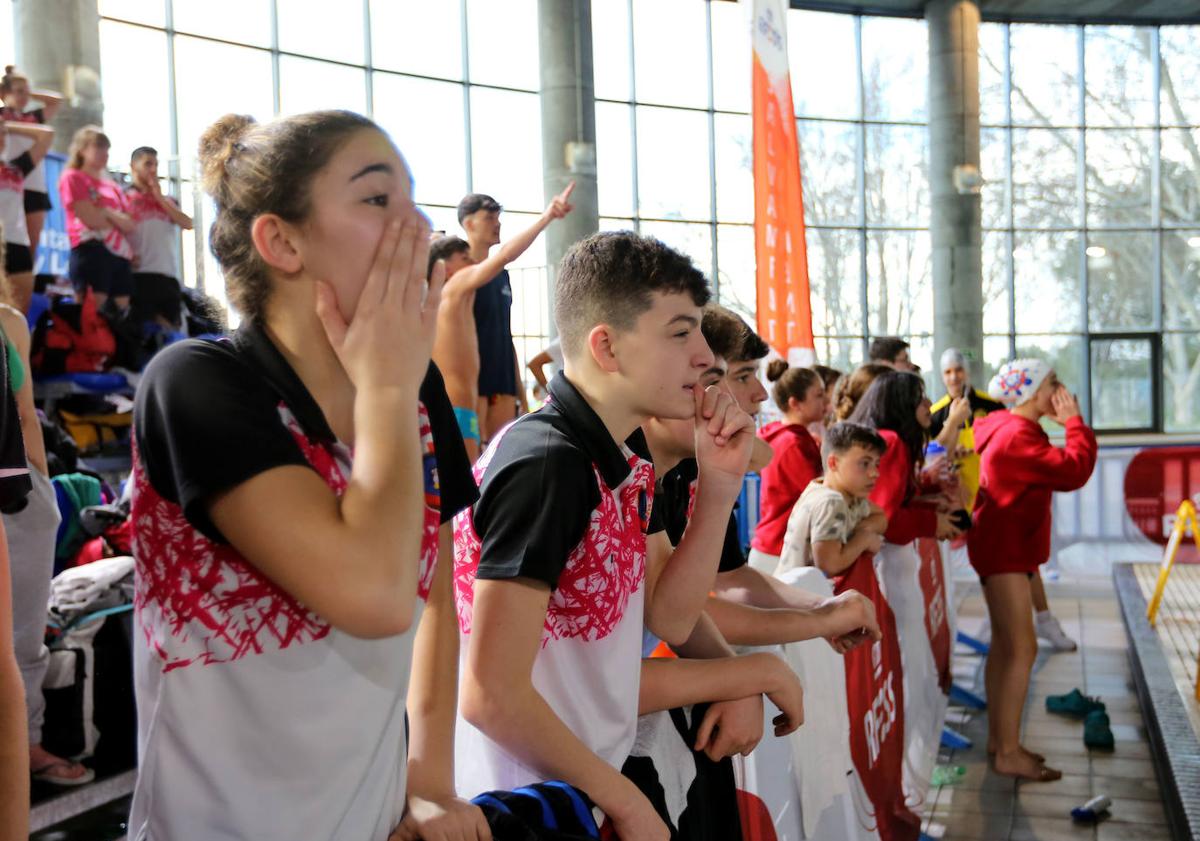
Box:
[869,428,939,546]
[751,421,822,556]
[967,412,1097,577]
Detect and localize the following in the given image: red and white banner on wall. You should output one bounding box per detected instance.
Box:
[751,0,815,367]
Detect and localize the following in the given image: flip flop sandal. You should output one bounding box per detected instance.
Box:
[1084,710,1115,750]
[32,760,96,787]
[1046,688,1105,719]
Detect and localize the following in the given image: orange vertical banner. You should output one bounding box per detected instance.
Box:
[751,0,814,365]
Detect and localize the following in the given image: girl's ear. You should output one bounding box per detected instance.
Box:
[250,213,303,276]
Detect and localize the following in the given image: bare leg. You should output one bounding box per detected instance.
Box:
[7,272,33,315]
[483,394,517,442]
[26,211,45,264]
[983,573,1060,781]
[1030,571,1049,613]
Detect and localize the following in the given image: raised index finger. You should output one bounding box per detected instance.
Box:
[558,180,576,202]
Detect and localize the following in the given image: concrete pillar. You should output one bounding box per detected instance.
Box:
[14,0,103,155]
[538,0,599,331]
[927,0,983,384]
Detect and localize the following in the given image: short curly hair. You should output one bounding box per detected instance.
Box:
[554,231,711,361]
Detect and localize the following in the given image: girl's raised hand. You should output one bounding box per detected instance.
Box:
[315,211,445,393]
[1051,387,1081,425]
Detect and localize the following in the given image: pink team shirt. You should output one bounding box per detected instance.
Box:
[59,169,134,260]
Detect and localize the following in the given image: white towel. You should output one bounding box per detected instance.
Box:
[50,555,134,615]
[775,566,852,838]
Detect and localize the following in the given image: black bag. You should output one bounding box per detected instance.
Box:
[41,415,80,476]
[41,607,136,774]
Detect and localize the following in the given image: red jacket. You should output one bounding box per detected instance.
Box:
[869,428,938,546]
[967,412,1097,576]
[752,421,822,556]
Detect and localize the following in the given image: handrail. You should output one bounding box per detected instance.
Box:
[1146,500,1200,627]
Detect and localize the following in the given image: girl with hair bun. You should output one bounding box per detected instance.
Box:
[748,359,827,571]
[832,362,891,422]
[128,111,488,840]
[0,64,62,278]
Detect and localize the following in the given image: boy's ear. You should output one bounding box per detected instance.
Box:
[587,323,621,373]
[250,213,303,276]
[825,451,839,473]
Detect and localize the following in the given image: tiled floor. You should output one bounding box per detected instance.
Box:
[923,574,1173,841]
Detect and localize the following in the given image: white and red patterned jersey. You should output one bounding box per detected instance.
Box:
[0,150,32,246]
[125,186,181,278]
[0,106,47,193]
[127,330,475,841]
[452,409,655,796]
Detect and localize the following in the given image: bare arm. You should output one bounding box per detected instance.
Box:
[653,611,803,757]
[749,436,773,472]
[210,404,423,638]
[106,207,136,235]
[527,349,553,390]
[934,397,971,450]
[0,307,46,475]
[703,591,877,646]
[31,90,63,122]
[811,530,882,577]
[406,527,463,796]
[0,518,28,841]
[145,181,194,230]
[446,183,576,295]
[397,524,491,841]
[858,502,888,535]
[5,122,52,167]
[69,196,134,235]
[639,652,796,714]
[460,578,664,837]
[644,388,754,645]
[209,216,441,639]
[67,197,110,232]
[713,563,826,609]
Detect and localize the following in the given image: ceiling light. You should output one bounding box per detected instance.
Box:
[1086,246,1107,258]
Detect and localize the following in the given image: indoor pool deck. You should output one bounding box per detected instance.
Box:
[924,571,1174,841]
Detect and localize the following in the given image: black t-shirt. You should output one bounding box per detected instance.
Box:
[929,388,1005,439]
[8,152,33,179]
[134,322,476,543]
[472,373,664,590]
[0,338,30,513]
[657,457,746,573]
[0,107,44,125]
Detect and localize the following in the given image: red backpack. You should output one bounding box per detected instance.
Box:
[32,289,117,375]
